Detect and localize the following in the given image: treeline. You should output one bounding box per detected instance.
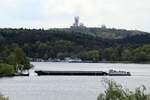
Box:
[0,28,150,63]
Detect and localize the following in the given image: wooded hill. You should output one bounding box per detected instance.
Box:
[0,28,150,63]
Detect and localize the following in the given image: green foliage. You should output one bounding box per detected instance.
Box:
[98,80,150,100]
[79,50,100,62]
[0,93,8,100]
[10,48,33,72]
[102,48,114,61]
[0,47,33,76]
[0,96,8,100]
[130,45,150,63]
[6,52,16,66]
[0,28,150,63]
[0,63,15,76]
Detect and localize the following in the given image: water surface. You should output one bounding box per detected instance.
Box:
[0,62,150,100]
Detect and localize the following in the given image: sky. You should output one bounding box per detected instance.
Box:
[0,0,150,32]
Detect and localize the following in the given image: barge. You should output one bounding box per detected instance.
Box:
[35,70,131,76]
[35,70,108,76]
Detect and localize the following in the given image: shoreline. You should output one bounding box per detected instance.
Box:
[31,61,150,64]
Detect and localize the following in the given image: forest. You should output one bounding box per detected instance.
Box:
[0,28,150,63]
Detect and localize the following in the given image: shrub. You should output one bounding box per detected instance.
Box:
[0,63,15,76]
[98,80,150,100]
[0,94,8,100]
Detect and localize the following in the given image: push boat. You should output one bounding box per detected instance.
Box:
[108,69,131,76]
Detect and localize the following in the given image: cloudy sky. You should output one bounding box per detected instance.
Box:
[0,0,150,32]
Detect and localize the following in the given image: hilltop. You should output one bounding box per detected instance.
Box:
[50,27,149,39]
[65,16,149,39]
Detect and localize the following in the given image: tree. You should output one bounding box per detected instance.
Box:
[130,46,150,63]
[121,49,132,61]
[79,50,100,62]
[14,47,33,72]
[102,48,114,61]
[132,51,148,63]
[6,52,16,67]
[0,47,33,76]
[6,48,33,72]
[0,63,15,76]
[0,28,150,63]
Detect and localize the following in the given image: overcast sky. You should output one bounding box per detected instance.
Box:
[0,0,150,32]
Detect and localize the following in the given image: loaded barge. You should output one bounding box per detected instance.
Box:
[35,70,131,76]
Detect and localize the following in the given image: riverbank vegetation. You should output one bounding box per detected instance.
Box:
[0,28,150,63]
[0,47,33,76]
[98,80,150,100]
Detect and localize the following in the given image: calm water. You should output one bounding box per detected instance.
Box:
[0,62,150,100]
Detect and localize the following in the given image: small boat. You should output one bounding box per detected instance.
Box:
[108,69,131,76]
[15,72,29,76]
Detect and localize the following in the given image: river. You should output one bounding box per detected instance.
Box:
[0,62,150,100]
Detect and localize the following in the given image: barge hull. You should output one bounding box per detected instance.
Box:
[35,71,108,76]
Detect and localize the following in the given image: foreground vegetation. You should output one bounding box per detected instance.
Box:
[98,80,150,100]
[0,94,8,100]
[0,28,150,63]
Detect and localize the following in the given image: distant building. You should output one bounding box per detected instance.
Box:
[74,16,79,27]
[101,24,107,29]
[70,16,86,28]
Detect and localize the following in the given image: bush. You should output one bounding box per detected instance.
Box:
[0,94,8,100]
[98,80,150,100]
[0,63,15,76]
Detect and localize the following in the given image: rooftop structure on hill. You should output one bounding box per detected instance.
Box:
[70,16,86,28]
